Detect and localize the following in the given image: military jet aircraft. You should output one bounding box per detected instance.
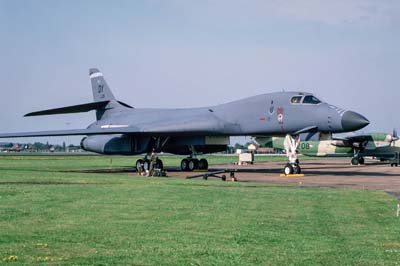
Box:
[265,130,400,166]
[0,143,24,152]
[0,68,369,174]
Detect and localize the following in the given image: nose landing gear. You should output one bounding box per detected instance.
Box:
[284,162,301,175]
[351,147,365,165]
[283,134,301,175]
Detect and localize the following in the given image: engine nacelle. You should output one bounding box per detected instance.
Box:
[80,134,150,155]
[331,140,348,147]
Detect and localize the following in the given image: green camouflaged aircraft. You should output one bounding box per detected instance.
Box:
[261,131,400,166]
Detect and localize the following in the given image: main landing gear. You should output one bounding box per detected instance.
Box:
[283,134,301,175]
[135,156,208,172]
[135,157,164,171]
[180,158,208,171]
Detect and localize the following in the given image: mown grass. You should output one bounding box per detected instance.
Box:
[0,154,287,172]
[0,156,399,265]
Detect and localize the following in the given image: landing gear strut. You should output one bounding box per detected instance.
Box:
[283,134,301,175]
[351,148,364,165]
[181,158,208,171]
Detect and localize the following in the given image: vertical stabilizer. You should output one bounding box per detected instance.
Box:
[89,68,115,102]
[89,68,117,120]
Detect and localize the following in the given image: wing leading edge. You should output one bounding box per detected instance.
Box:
[0,124,226,138]
[0,128,137,138]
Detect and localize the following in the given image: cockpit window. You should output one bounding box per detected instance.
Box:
[290,96,302,104]
[302,95,321,104]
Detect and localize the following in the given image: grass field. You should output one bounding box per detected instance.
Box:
[0,154,285,172]
[0,155,400,265]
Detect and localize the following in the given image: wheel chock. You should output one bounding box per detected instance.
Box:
[279,174,305,177]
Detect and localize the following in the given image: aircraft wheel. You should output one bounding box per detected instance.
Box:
[136,159,144,171]
[359,157,365,165]
[284,164,294,175]
[351,157,359,165]
[156,159,163,170]
[143,159,150,170]
[188,159,199,171]
[199,159,208,170]
[181,159,189,171]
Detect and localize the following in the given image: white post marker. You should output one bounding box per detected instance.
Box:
[397,204,400,217]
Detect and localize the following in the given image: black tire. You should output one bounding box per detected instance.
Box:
[136,159,144,171]
[188,159,199,171]
[295,165,301,174]
[351,157,359,165]
[284,164,294,175]
[181,159,189,171]
[221,175,227,181]
[143,159,150,170]
[156,159,163,170]
[359,157,365,165]
[199,159,208,170]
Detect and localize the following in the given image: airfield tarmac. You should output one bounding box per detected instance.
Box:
[158,158,400,195]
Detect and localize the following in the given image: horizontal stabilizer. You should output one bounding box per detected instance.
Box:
[25,101,110,117]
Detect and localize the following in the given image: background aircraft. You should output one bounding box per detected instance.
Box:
[265,131,400,166]
[0,69,369,174]
[0,143,25,152]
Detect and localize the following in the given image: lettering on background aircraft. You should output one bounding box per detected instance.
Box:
[300,143,310,149]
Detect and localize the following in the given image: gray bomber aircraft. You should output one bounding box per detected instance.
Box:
[0,68,369,174]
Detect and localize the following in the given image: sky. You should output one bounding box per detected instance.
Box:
[0,0,399,145]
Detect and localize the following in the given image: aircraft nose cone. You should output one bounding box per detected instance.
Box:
[341,111,369,132]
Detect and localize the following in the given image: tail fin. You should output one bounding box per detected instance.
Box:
[89,68,115,102]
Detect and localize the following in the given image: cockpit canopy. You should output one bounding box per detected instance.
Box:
[290,94,321,105]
